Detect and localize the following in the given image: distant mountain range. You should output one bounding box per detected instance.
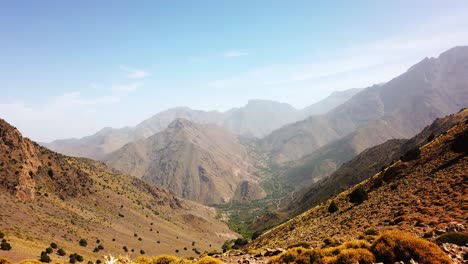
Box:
[44,89,361,160]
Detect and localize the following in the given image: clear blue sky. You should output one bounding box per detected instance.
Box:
[1,0,467,142]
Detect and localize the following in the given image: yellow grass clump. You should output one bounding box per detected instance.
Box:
[132,255,190,264]
[194,256,224,264]
[268,231,452,264]
[370,230,452,264]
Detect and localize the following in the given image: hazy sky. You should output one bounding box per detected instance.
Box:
[1,1,468,142]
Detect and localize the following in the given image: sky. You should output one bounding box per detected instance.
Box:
[0,1,468,142]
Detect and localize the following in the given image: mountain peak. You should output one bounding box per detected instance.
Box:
[167,118,197,130]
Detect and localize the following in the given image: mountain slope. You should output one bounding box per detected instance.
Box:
[262,46,468,163]
[250,111,468,250]
[301,88,362,116]
[0,118,236,262]
[222,99,303,138]
[44,91,362,160]
[286,108,468,215]
[103,119,261,205]
[44,107,225,160]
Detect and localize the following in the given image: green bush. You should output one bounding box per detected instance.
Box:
[452,130,468,153]
[349,187,368,204]
[427,133,435,142]
[251,230,263,240]
[0,241,11,251]
[364,229,379,236]
[57,248,66,256]
[70,253,84,263]
[50,242,57,249]
[435,232,468,246]
[45,247,53,254]
[39,252,51,263]
[328,200,339,213]
[79,238,87,247]
[234,238,248,246]
[400,147,421,162]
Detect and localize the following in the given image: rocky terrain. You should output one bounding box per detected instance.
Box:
[262,46,468,163]
[247,109,468,262]
[0,118,236,263]
[44,89,360,160]
[103,118,263,205]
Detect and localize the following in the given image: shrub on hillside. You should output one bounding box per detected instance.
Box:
[349,187,368,205]
[234,238,248,247]
[328,200,339,213]
[370,230,451,264]
[400,147,421,162]
[435,232,468,246]
[0,232,4,239]
[451,130,468,153]
[70,253,84,263]
[39,252,51,263]
[364,229,379,236]
[79,238,87,247]
[57,248,66,256]
[50,242,57,249]
[427,133,435,142]
[0,240,11,251]
[251,230,263,240]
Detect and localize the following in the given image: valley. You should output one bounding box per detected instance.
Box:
[1,16,467,263]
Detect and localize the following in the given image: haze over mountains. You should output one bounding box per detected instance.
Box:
[2,44,468,263]
[262,46,468,163]
[43,46,468,210]
[44,88,361,160]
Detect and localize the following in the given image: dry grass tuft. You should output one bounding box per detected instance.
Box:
[194,256,225,264]
[370,230,452,264]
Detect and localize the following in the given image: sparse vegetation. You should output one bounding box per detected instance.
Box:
[79,238,87,247]
[57,248,66,256]
[435,232,468,246]
[348,187,368,204]
[0,240,11,251]
[451,130,468,153]
[328,200,339,213]
[251,230,263,240]
[370,230,451,264]
[70,253,84,263]
[50,242,57,249]
[400,147,421,162]
[39,252,51,263]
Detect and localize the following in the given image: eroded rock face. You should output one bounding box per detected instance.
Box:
[0,119,42,200]
[0,118,93,201]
